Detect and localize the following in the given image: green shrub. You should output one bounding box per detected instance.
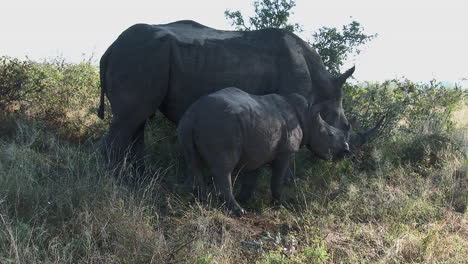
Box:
[0,56,106,139]
[258,240,330,264]
[399,134,462,167]
[343,79,465,140]
[0,56,46,112]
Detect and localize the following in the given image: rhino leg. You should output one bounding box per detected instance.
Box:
[103,41,170,182]
[212,168,245,216]
[236,170,260,204]
[131,120,147,178]
[181,145,205,197]
[283,166,296,183]
[105,116,147,184]
[271,154,293,207]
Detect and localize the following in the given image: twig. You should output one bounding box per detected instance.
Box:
[164,236,197,264]
[0,214,20,263]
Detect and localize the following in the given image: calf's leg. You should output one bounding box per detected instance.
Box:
[182,148,205,197]
[212,168,245,216]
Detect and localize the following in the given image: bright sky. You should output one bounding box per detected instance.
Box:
[1,0,467,87]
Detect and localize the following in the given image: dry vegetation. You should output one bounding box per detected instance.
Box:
[0,57,466,263]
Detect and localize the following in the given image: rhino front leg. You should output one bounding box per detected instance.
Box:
[212,169,246,216]
[271,154,293,207]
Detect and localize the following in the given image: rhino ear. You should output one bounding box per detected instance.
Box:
[317,112,326,124]
[334,66,355,87]
[308,100,333,116]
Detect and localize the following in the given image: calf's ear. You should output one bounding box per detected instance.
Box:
[308,100,333,116]
[316,112,326,124]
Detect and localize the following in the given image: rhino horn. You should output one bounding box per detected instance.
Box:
[334,66,356,87]
[348,115,385,151]
[359,115,386,144]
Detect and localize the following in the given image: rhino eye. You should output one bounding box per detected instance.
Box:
[344,123,351,131]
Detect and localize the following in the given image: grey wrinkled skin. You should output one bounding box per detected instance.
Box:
[98,20,377,177]
[177,88,350,215]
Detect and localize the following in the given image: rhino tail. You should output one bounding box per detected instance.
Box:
[178,115,203,174]
[178,117,196,160]
[98,47,111,119]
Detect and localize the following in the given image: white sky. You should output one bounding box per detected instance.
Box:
[1,0,467,87]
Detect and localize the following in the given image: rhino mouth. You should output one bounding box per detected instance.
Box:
[334,147,351,160]
[307,145,336,161]
[332,150,349,161]
[307,142,350,161]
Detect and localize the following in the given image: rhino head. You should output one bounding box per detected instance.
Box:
[315,66,385,156]
[301,101,350,160]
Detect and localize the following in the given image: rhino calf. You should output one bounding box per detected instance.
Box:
[177,87,349,215]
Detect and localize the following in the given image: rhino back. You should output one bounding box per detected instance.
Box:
[105,21,332,123]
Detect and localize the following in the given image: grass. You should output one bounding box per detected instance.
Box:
[0,57,466,262]
[0,109,466,263]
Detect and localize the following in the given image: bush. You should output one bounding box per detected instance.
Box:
[340,79,466,172]
[399,134,461,167]
[343,79,465,140]
[0,57,46,112]
[0,56,107,139]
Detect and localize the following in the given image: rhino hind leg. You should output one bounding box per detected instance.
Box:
[105,116,148,184]
[192,124,245,215]
[103,39,171,183]
[130,120,147,181]
[181,144,205,197]
[211,168,245,216]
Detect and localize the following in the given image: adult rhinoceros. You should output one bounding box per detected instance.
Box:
[98,20,381,171]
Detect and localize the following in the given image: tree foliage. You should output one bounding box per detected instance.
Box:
[311,21,377,75]
[224,0,301,32]
[225,0,376,74]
